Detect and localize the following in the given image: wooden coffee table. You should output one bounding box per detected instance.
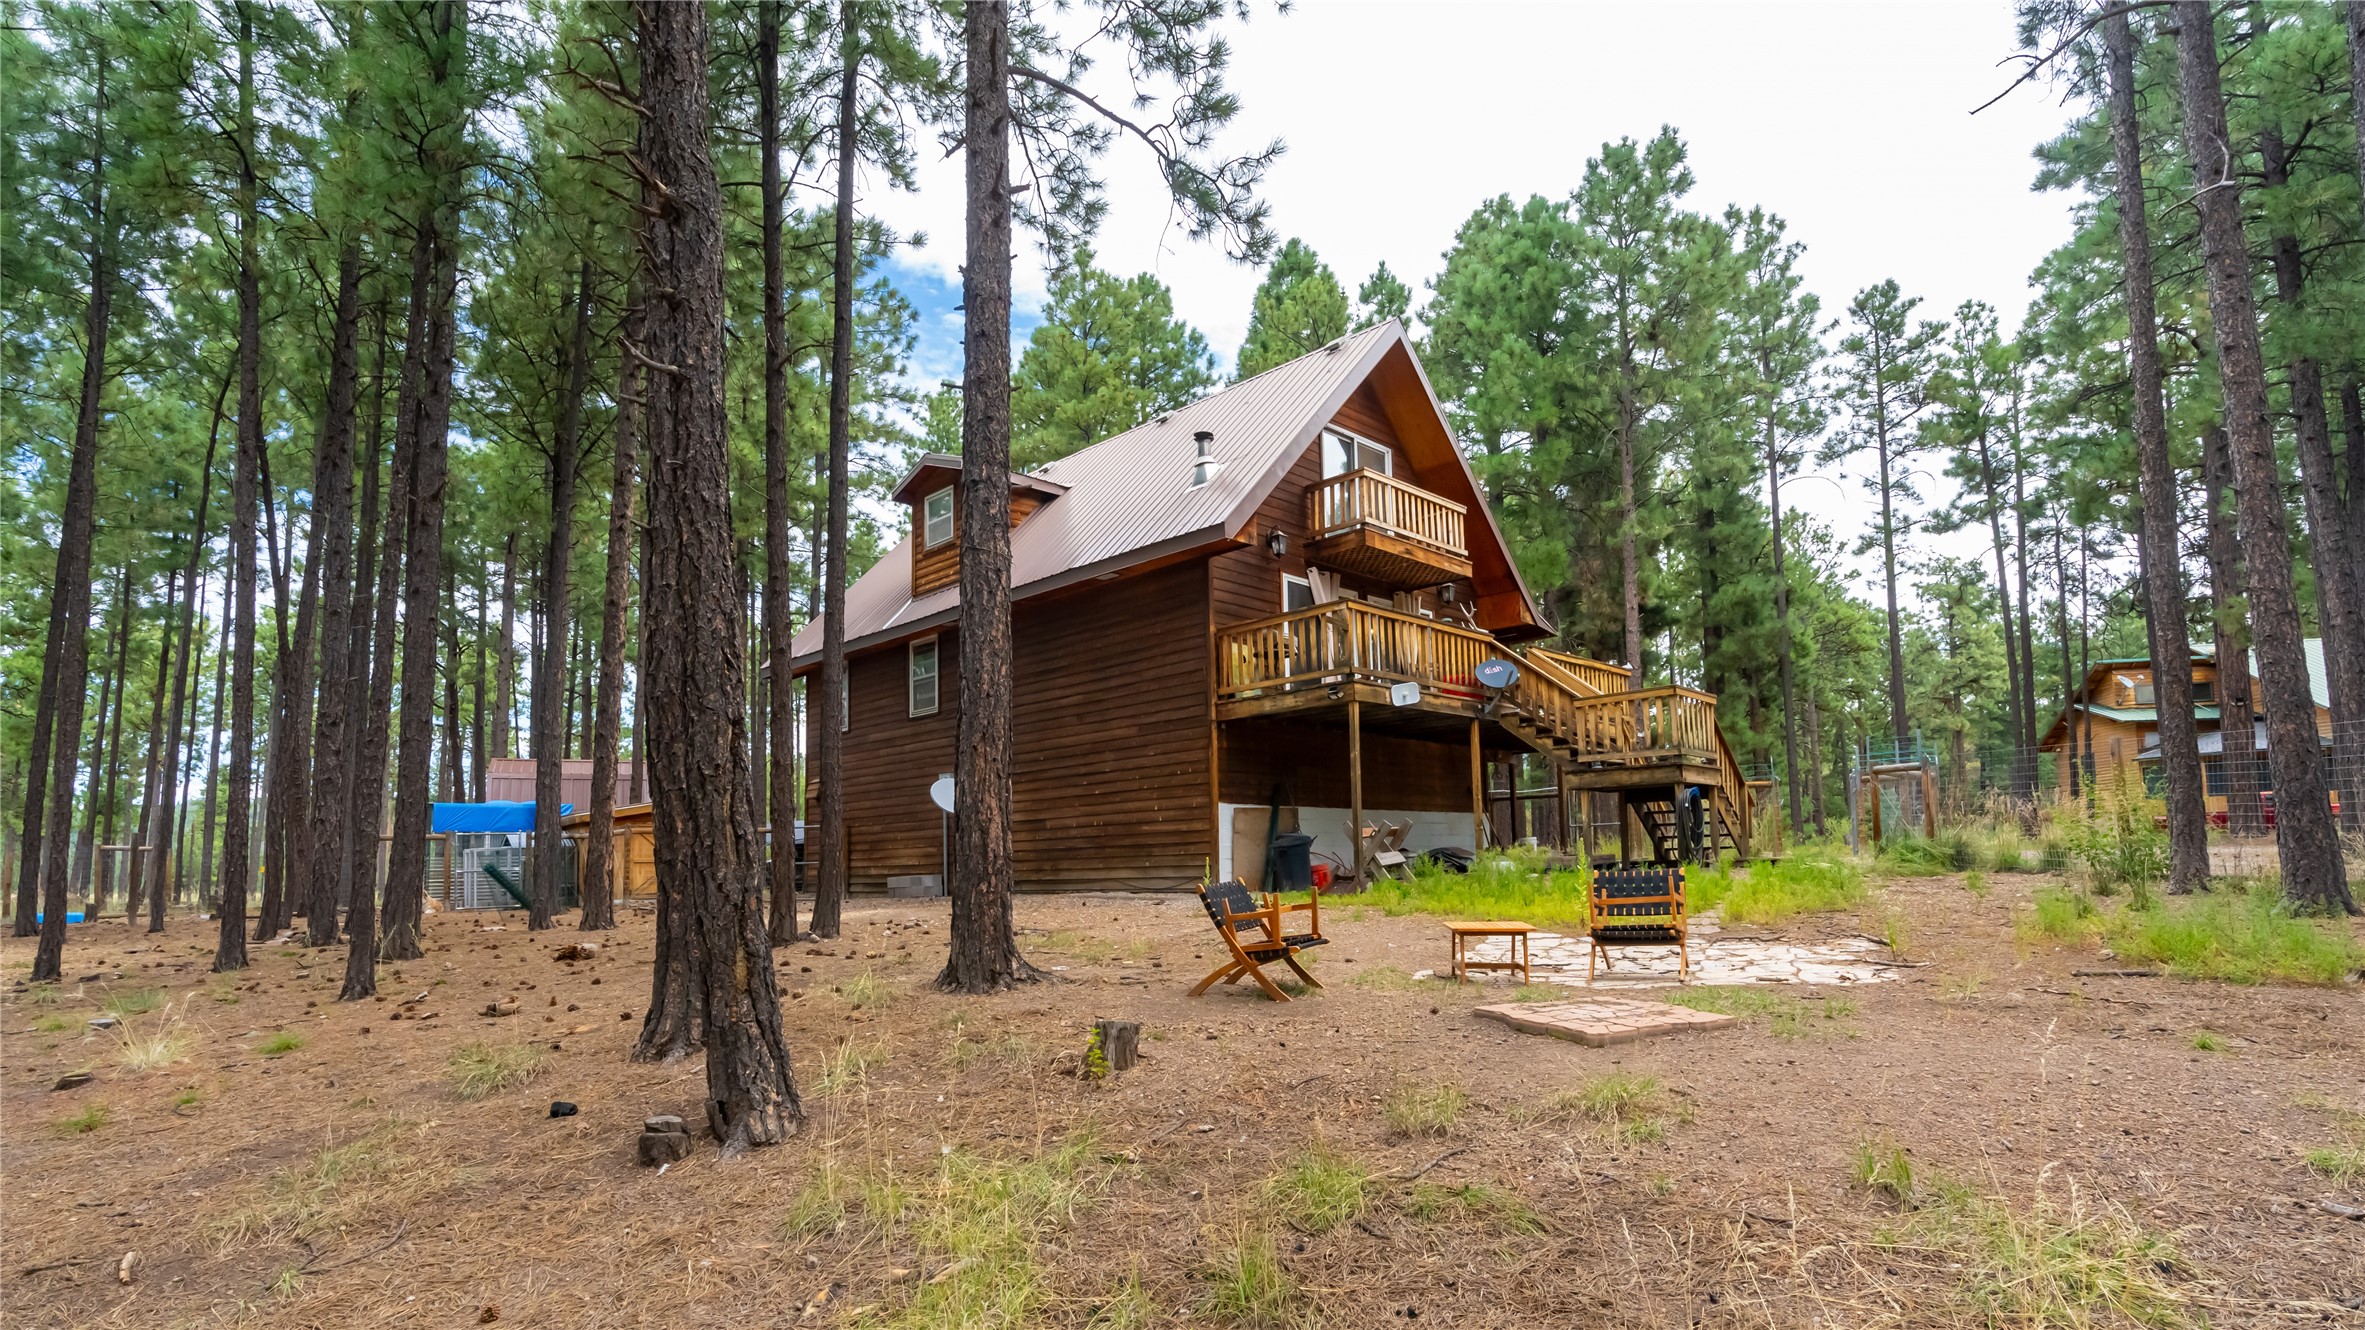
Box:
[1444,920,1534,984]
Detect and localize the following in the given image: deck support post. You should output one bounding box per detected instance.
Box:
[1469,719,1483,855]
[1348,697,1363,883]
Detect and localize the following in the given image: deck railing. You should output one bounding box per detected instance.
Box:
[1216,602,1725,770]
[1219,601,1497,699]
[1304,469,1467,556]
[1525,647,1631,698]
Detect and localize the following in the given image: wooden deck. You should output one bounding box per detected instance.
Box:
[1303,469,1472,587]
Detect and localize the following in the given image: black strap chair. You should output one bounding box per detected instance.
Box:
[1191,878,1327,1002]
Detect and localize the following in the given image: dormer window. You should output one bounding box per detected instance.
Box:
[923,487,954,548]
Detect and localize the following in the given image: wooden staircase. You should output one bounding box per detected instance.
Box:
[1495,648,1755,864]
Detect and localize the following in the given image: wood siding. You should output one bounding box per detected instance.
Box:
[909,484,1054,598]
[810,560,1214,892]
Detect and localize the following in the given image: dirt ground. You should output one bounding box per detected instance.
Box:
[4,871,2361,1329]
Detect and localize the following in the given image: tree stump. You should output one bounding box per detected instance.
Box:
[1091,1020,1140,1074]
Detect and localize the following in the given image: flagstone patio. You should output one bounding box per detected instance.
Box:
[1422,916,1900,989]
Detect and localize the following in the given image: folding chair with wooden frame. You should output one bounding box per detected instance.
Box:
[1190,878,1327,1002]
[1586,863,1689,982]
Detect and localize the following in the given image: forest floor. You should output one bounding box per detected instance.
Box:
[4,869,2362,1329]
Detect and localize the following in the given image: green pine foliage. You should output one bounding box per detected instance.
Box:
[1012,250,1215,468]
[1233,237,1349,379]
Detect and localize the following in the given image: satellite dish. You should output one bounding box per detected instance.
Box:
[928,776,955,814]
[1389,680,1421,707]
[1475,658,1520,690]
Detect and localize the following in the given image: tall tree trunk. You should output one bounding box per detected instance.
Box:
[1617,380,1641,676]
[340,296,406,1001]
[2202,424,2264,834]
[1873,387,1909,747]
[2104,9,2210,892]
[495,529,518,759]
[443,568,465,801]
[2258,125,2365,832]
[2054,525,2080,799]
[153,380,224,931]
[471,574,488,799]
[2348,1,2365,230]
[584,292,642,934]
[266,413,329,938]
[2173,0,2351,913]
[760,0,798,944]
[301,249,366,944]
[1765,384,1802,839]
[31,51,115,976]
[127,568,178,923]
[215,5,263,972]
[532,260,595,931]
[1973,431,2027,802]
[196,581,230,909]
[941,0,1040,994]
[634,0,800,1146]
[76,575,129,912]
[2008,407,2041,782]
[809,0,860,942]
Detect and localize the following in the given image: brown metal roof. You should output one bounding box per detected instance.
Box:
[790,320,1544,666]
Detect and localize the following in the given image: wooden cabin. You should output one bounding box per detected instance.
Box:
[788,322,1758,893]
[2038,643,2333,814]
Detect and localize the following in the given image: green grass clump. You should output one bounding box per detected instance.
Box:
[1687,843,1867,923]
[1400,1181,1546,1235]
[100,987,165,1019]
[54,1103,111,1136]
[2021,885,2102,943]
[838,972,893,1010]
[862,1138,1102,1330]
[447,1041,550,1100]
[1382,1082,1466,1138]
[2102,880,2363,985]
[255,1031,305,1057]
[1264,1145,1369,1233]
[2189,1031,2224,1053]
[816,1035,889,1095]
[115,1013,194,1071]
[1660,985,1856,1038]
[1346,965,1424,991]
[2305,1144,2364,1184]
[1852,1139,1913,1203]
[1197,1228,1301,1329]
[22,981,66,1007]
[1907,1178,2190,1328]
[209,1120,443,1250]
[1363,846,1591,929]
[1874,835,1958,877]
[1546,1072,1687,1143]
[34,1014,73,1033]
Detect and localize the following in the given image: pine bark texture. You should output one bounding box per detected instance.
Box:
[304,249,363,945]
[29,80,111,976]
[532,261,595,931]
[941,0,1041,994]
[813,0,862,942]
[2257,125,2364,831]
[2202,426,2265,835]
[152,394,222,932]
[213,15,263,973]
[634,0,800,1145]
[760,0,800,945]
[2103,10,2209,892]
[582,298,642,934]
[2171,0,2353,913]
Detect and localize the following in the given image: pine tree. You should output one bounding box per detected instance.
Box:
[1012,249,1216,467]
[1234,238,1346,378]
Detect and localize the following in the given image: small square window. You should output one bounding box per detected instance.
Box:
[923,487,954,548]
[908,638,939,717]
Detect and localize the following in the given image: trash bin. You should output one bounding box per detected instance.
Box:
[1268,832,1316,890]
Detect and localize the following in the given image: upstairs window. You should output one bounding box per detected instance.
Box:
[908,638,940,717]
[2133,682,2156,706]
[923,487,955,548]
[2192,679,2215,704]
[1320,428,1391,479]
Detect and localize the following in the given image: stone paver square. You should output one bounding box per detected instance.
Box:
[1473,996,1739,1047]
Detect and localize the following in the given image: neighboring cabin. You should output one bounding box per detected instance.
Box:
[789,321,1757,894]
[2037,643,2335,814]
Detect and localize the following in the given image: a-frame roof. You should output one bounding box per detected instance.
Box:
[789,319,1544,666]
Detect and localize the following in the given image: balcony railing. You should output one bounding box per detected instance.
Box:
[1219,601,1496,700]
[1306,469,1467,554]
[1525,647,1631,698]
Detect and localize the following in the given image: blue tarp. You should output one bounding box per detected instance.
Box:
[431,801,572,834]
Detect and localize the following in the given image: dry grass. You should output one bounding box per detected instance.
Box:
[1892,1177,2193,1327]
[1196,1227,1303,1329]
[207,1119,455,1252]
[1381,1082,1466,1138]
[1262,1144,1369,1233]
[112,1005,195,1071]
[1543,1071,1689,1144]
[447,1041,551,1100]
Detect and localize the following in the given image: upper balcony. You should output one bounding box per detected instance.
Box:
[1303,468,1471,588]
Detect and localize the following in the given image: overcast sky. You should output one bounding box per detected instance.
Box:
[863,1,2092,609]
